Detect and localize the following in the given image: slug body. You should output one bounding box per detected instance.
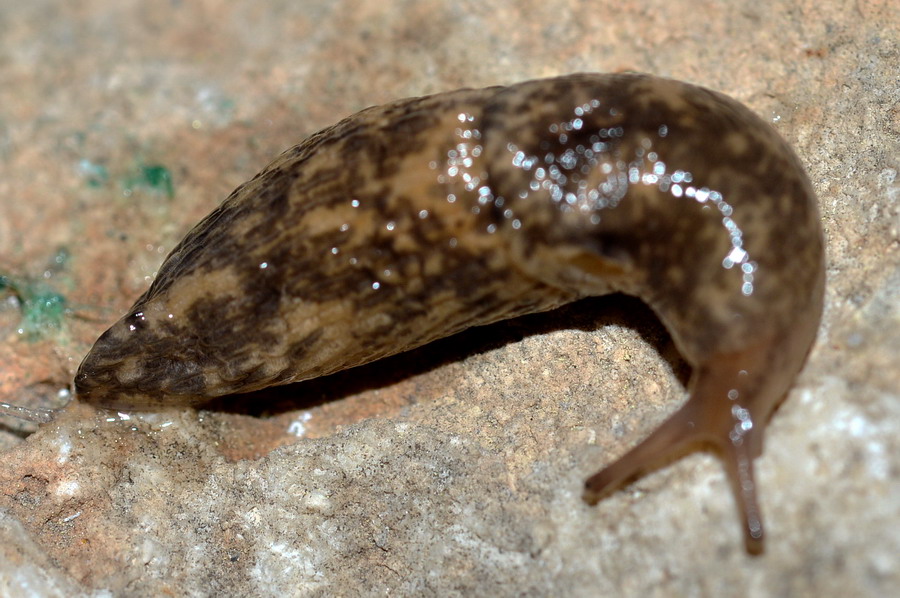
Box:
[74,74,824,553]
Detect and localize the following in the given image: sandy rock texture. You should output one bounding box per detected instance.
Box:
[0,0,897,596]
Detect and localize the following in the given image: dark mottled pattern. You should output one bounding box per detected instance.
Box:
[74,73,825,553]
[75,74,823,417]
[483,74,824,363]
[75,87,577,408]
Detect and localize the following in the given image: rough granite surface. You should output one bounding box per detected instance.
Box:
[0,0,897,596]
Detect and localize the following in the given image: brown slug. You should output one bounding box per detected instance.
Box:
[40,73,828,554]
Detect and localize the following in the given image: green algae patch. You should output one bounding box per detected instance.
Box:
[77,156,174,198]
[0,274,69,341]
[21,290,68,338]
[124,164,175,199]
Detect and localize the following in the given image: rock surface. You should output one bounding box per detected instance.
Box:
[0,0,897,596]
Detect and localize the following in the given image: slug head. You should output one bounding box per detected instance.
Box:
[74,298,211,409]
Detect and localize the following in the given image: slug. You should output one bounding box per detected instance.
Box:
[26,73,827,554]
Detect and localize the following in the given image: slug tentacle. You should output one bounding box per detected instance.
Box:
[583,353,773,554]
[65,73,823,553]
[582,391,771,552]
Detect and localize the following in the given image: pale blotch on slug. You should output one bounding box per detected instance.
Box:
[66,73,823,554]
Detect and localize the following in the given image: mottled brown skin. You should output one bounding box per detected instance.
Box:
[74,74,824,554]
